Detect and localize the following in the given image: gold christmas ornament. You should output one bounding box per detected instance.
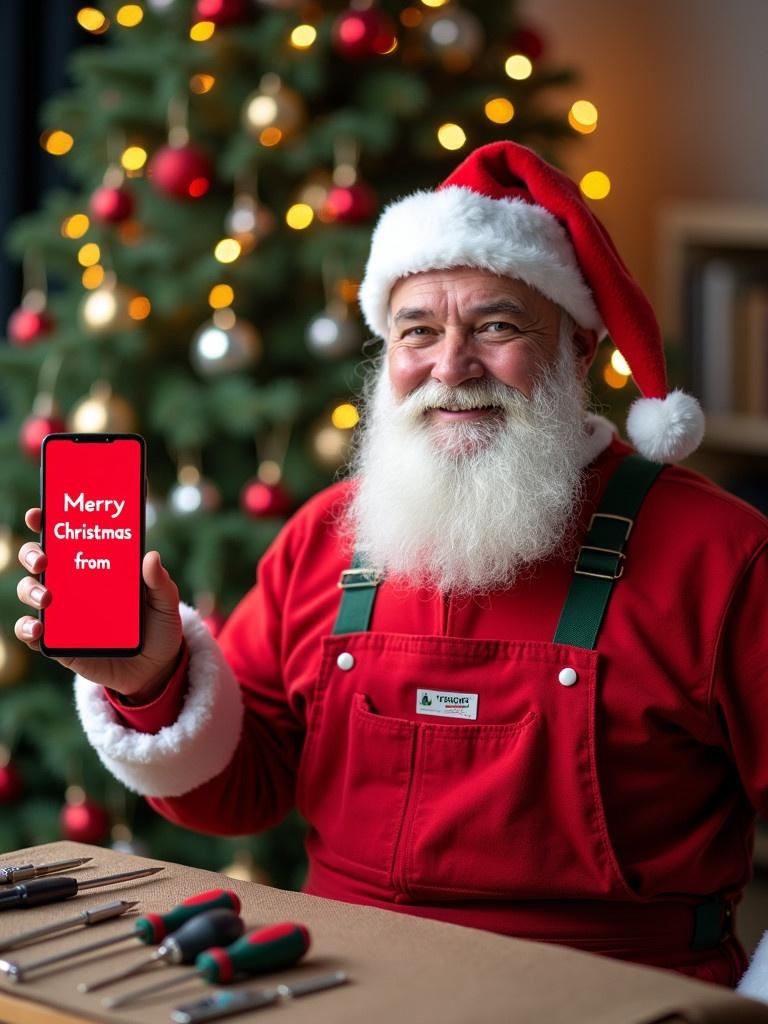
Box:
[68,381,138,433]
[221,849,270,884]
[0,631,29,687]
[79,277,139,334]
[0,525,23,574]
[190,311,262,376]
[309,416,354,471]
[242,74,305,140]
[224,193,274,254]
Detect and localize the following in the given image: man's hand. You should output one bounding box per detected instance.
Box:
[15,507,184,703]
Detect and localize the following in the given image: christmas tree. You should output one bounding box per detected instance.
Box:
[0,0,586,886]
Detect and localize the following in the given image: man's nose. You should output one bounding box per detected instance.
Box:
[430,330,483,387]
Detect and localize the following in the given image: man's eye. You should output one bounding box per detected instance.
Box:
[481,321,518,333]
[404,326,432,336]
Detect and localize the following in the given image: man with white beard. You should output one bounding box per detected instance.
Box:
[15,142,768,995]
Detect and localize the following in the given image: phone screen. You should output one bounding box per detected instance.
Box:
[40,433,145,656]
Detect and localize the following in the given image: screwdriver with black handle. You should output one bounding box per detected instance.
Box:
[0,866,163,911]
[78,909,245,992]
[1,891,241,981]
[103,922,311,1010]
[0,858,92,885]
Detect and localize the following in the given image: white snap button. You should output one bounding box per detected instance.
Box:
[558,667,578,687]
[336,652,355,671]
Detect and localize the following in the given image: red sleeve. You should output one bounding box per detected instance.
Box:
[105,639,190,735]
[145,506,311,835]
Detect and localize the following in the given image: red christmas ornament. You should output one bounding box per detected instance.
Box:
[19,413,67,461]
[0,762,22,803]
[195,0,248,24]
[323,182,378,223]
[507,26,546,60]
[332,9,397,59]
[90,184,135,224]
[7,307,55,346]
[149,144,213,200]
[61,796,110,844]
[240,479,293,518]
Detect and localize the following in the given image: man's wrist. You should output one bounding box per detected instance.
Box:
[120,641,186,707]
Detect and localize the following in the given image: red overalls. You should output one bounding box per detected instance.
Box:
[297,456,743,985]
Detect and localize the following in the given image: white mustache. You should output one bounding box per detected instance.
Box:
[400,380,525,417]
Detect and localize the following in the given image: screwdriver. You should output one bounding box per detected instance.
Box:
[0,899,138,954]
[103,922,311,1010]
[0,866,163,911]
[0,857,92,885]
[0,889,239,971]
[79,909,245,992]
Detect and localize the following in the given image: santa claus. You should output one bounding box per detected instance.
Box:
[15,141,768,997]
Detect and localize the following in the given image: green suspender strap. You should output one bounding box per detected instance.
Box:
[333,552,381,634]
[552,454,664,650]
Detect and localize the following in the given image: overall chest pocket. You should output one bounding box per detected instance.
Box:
[297,634,632,902]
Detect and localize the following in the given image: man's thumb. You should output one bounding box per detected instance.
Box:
[143,551,179,611]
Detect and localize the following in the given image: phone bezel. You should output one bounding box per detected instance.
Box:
[38,432,146,658]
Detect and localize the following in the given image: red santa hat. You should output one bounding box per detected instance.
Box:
[358,140,704,463]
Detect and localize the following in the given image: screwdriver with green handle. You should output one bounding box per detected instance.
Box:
[0,889,241,980]
[102,922,311,1010]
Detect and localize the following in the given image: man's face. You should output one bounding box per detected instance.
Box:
[386,267,594,445]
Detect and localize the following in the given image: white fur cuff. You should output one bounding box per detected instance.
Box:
[737,931,768,1002]
[73,601,244,798]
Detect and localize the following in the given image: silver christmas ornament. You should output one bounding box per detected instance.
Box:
[190,312,262,376]
[306,302,362,359]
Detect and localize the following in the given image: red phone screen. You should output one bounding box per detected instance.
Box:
[41,434,145,654]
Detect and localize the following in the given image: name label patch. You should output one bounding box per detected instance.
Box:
[416,689,478,720]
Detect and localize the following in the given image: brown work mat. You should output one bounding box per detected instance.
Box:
[0,841,766,1024]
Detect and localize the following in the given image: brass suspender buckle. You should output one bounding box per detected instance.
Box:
[337,568,381,589]
[573,513,635,581]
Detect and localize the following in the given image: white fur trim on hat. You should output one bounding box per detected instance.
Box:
[359,185,603,339]
[73,601,243,798]
[625,390,705,463]
[737,930,768,1001]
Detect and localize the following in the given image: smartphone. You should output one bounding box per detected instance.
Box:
[39,433,146,657]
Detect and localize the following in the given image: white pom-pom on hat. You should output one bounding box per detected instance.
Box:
[626,391,705,463]
[359,140,705,463]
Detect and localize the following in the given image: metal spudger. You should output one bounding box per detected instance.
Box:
[0,900,138,954]
[0,858,92,885]
[0,867,163,911]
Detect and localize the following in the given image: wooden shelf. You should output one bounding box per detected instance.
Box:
[704,415,768,454]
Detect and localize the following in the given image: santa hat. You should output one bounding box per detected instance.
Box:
[358,140,704,463]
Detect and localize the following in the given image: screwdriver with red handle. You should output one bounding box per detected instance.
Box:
[0,890,241,982]
[102,923,311,1010]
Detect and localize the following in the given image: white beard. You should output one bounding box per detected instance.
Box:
[342,327,595,595]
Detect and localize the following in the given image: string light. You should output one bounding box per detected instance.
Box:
[77,7,109,33]
[331,404,360,429]
[82,266,105,289]
[437,123,466,150]
[128,297,151,320]
[77,243,101,267]
[400,7,422,26]
[485,98,515,124]
[610,349,631,376]
[209,284,234,309]
[214,238,242,263]
[190,21,215,42]
[41,131,74,156]
[121,146,147,171]
[190,74,216,94]
[421,0,449,7]
[290,24,317,48]
[116,4,143,27]
[286,204,314,230]
[504,54,533,80]
[568,100,598,134]
[580,170,611,200]
[259,127,283,147]
[62,213,90,239]
[603,363,629,389]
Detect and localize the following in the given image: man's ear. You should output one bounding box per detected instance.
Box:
[572,325,599,380]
